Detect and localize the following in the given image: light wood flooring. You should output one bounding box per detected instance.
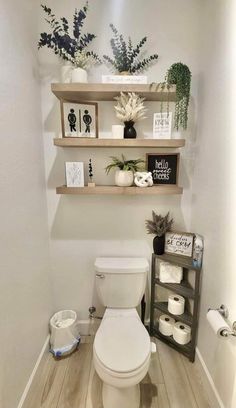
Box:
[23,334,213,408]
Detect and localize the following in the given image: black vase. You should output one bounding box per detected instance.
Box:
[124,121,137,139]
[153,235,165,255]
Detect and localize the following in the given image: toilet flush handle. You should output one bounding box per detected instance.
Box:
[96,273,105,279]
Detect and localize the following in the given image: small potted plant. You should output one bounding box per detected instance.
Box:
[105,155,145,187]
[114,92,147,139]
[103,24,158,75]
[38,2,101,83]
[146,211,173,255]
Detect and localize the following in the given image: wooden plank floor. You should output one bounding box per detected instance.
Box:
[23,335,213,408]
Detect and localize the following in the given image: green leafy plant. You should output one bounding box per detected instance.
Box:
[166,62,191,130]
[38,2,101,66]
[103,24,158,74]
[105,155,145,174]
[146,211,173,237]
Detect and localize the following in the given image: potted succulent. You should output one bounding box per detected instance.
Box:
[105,155,145,187]
[38,2,101,83]
[114,92,147,139]
[146,211,173,255]
[103,24,158,75]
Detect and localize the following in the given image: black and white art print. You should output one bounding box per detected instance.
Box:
[65,162,84,187]
[61,100,98,138]
[146,153,179,185]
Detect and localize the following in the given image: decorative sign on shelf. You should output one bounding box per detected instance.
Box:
[153,112,172,139]
[60,100,98,138]
[165,232,194,258]
[146,153,179,185]
[102,75,147,84]
[65,162,84,187]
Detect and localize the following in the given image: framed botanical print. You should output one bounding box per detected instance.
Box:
[65,162,84,187]
[60,100,98,138]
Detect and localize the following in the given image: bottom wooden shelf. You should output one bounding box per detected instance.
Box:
[56,185,183,195]
[152,325,193,361]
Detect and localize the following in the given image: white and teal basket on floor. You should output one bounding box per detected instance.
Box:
[49,310,81,357]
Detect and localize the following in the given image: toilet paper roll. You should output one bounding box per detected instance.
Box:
[168,294,185,315]
[173,322,191,345]
[207,310,230,338]
[159,314,175,336]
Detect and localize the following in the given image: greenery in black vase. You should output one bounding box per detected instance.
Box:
[146,211,173,237]
[166,62,191,130]
[38,2,101,66]
[103,24,158,74]
[88,159,93,182]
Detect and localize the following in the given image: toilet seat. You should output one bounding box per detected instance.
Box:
[94,313,150,374]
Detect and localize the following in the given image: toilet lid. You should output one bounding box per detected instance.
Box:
[94,317,150,373]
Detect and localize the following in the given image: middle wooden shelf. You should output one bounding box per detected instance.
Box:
[56,185,183,195]
[53,138,185,148]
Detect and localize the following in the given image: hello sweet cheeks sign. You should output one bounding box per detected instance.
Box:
[146,153,179,185]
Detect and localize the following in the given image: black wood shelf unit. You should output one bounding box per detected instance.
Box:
[150,253,202,362]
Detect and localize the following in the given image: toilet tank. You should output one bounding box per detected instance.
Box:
[94,257,149,308]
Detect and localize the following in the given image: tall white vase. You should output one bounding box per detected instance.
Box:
[71,67,88,83]
[61,64,72,83]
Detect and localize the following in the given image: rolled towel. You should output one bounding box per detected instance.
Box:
[159,261,183,283]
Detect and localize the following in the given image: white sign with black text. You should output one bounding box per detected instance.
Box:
[153,112,172,139]
[165,232,194,258]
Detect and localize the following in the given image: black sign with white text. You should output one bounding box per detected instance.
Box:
[147,153,179,185]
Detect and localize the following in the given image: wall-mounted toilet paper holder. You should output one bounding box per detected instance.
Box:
[208,305,236,337]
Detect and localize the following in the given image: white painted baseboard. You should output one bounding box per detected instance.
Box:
[17,335,50,408]
[196,347,225,408]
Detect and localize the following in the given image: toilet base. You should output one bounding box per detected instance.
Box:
[102,383,140,408]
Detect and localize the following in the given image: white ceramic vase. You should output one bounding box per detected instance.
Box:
[61,64,72,83]
[71,67,88,83]
[115,170,134,187]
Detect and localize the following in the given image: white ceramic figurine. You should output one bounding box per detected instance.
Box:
[134,172,153,187]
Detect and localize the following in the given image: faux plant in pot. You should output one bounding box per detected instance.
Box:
[103,24,158,75]
[146,211,173,255]
[114,92,147,139]
[38,2,101,83]
[105,155,145,187]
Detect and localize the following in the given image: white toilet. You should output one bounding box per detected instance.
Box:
[93,257,155,408]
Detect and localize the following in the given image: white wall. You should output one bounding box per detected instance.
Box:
[191,1,236,407]
[0,1,52,407]
[39,0,202,319]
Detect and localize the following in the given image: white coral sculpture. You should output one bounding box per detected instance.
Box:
[114,92,148,123]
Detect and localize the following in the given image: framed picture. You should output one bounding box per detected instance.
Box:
[146,153,179,185]
[65,162,84,187]
[153,112,172,139]
[165,232,194,258]
[60,100,98,138]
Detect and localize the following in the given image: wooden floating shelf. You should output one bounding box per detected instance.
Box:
[53,138,185,148]
[51,83,176,102]
[56,185,183,195]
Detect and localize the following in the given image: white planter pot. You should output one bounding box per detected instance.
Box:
[115,170,134,187]
[61,64,72,83]
[71,67,88,83]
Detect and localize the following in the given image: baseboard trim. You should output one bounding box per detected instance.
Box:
[196,347,225,408]
[17,335,50,408]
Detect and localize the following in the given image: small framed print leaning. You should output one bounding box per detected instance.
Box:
[146,153,179,185]
[60,100,98,138]
[65,162,84,187]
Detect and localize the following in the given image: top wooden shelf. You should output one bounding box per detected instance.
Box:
[51,83,176,102]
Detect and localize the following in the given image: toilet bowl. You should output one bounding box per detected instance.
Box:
[93,257,152,408]
[93,309,151,408]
